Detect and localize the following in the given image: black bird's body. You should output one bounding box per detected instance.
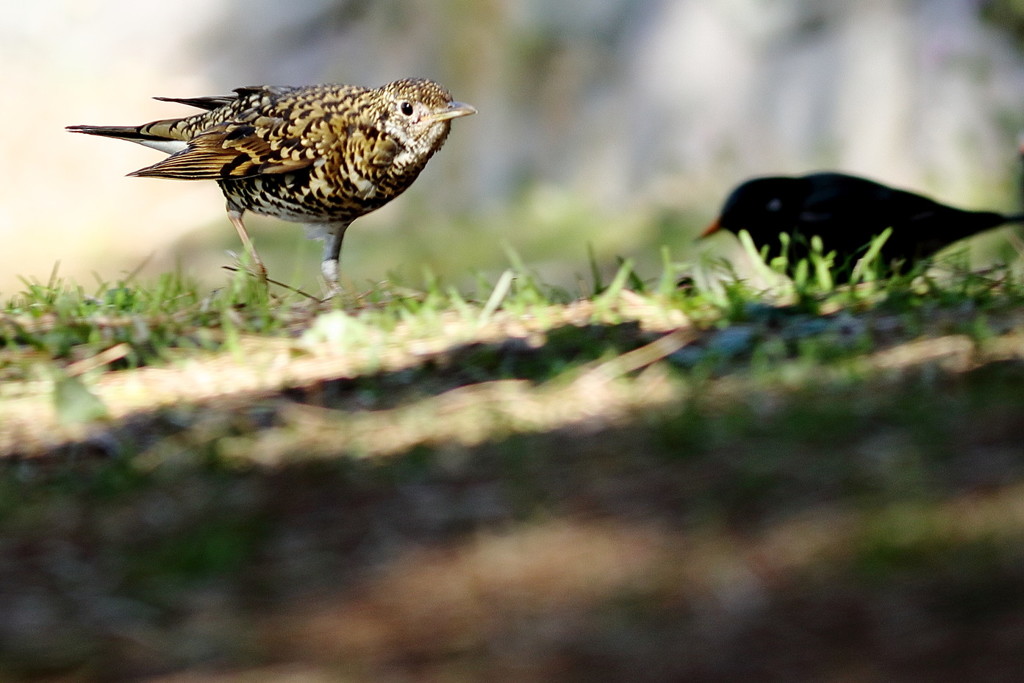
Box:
[703,172,1024,276]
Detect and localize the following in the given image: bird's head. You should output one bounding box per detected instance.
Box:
[377,78,476,165]
[701,176,805,241]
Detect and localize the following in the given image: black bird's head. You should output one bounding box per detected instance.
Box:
[701,176,808,242]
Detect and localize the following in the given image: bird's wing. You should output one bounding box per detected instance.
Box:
[129,121,317,180]
[799,180,890,228]
[151,85,296,112]
[153,94,238,111]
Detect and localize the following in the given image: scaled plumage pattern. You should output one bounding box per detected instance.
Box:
[68,78,476,289]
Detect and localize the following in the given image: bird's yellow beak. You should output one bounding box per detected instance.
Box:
[429,101,477,122]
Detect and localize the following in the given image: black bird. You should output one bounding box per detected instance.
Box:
[702,172,1024,277]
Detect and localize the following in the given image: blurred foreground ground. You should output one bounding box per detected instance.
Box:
[1,284,1023,680]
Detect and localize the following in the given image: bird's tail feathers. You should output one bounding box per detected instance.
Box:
[66,122,188,154]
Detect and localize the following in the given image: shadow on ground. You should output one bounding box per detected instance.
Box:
[2,348,1023,681]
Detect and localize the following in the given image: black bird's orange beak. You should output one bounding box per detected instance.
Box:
[699,218,722,238]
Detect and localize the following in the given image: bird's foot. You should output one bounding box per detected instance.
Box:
[227,250,269,286]
[320,258,343,301]
[321,258,339,284]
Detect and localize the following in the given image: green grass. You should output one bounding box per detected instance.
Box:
[1,245,1024,680]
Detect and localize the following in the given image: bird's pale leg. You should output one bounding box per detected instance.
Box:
[321,222,351,293]
[226,206,268,282]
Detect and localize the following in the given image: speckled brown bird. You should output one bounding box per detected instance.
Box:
[67,78,476,288]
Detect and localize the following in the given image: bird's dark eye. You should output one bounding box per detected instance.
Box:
[399,101,414,116]
[766,198,783,212]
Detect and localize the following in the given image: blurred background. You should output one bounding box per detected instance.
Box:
[4,0,1024,295]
